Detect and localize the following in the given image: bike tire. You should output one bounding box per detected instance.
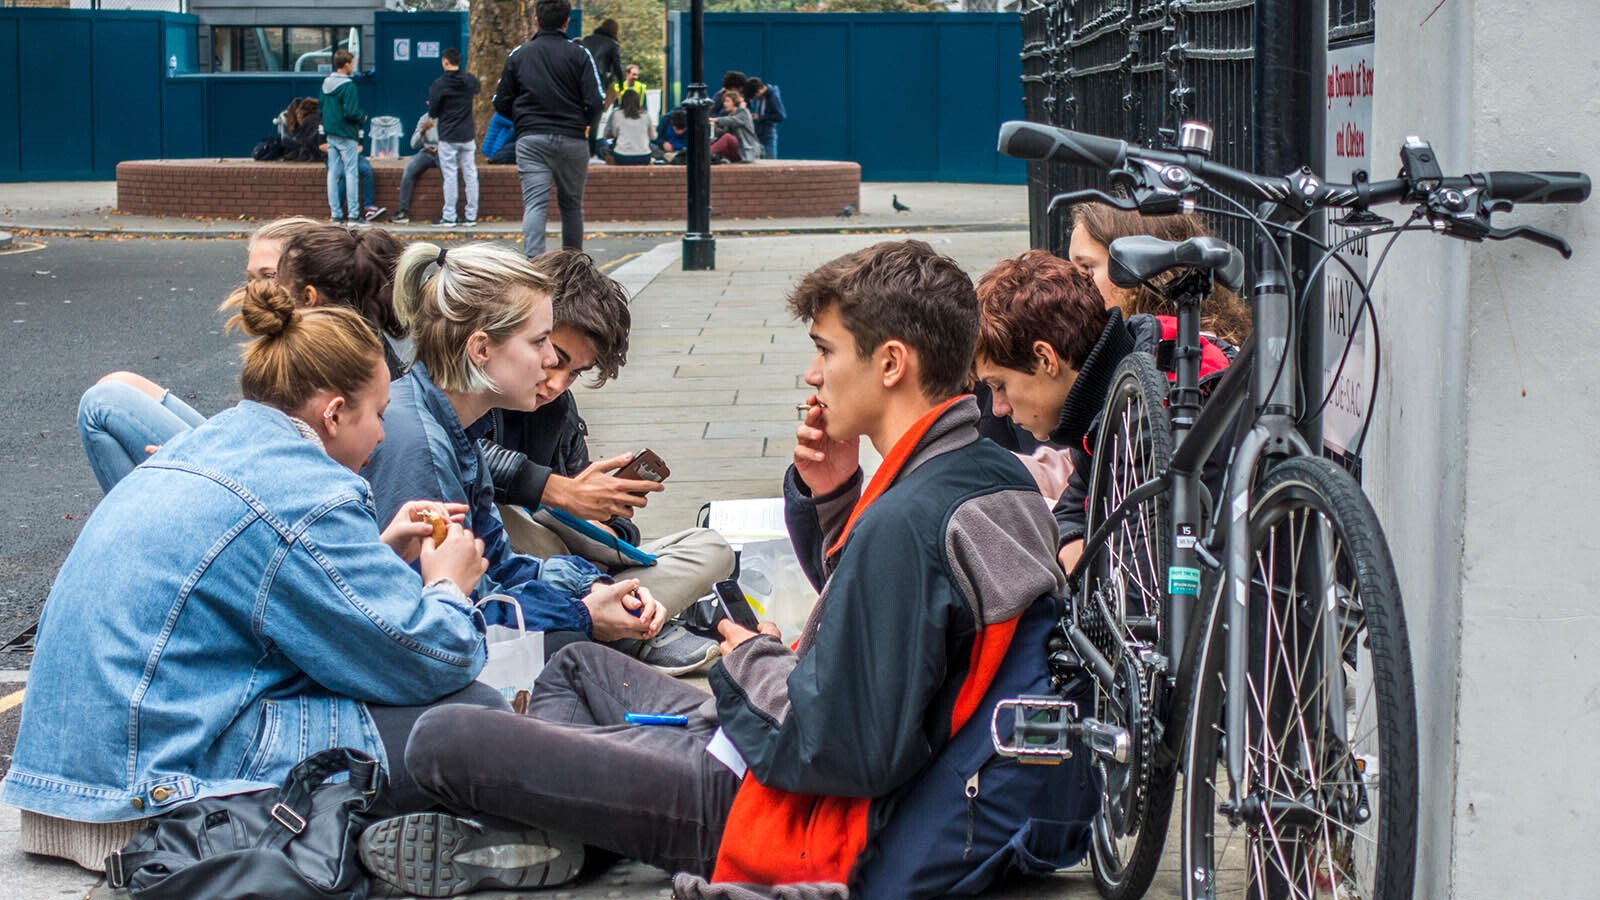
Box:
[1083,352,1176,900]
[1180,455,1418,900]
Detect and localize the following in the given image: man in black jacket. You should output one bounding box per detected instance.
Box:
[494,0,605,257]
[428,48,480,227]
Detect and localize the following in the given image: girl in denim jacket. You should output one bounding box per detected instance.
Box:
[4,282,501,869]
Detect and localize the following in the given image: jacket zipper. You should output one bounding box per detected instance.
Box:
[963,769,981,859]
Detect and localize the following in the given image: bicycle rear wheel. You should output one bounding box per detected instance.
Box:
[1181,456,1417,900]
[1082,352,1176,900]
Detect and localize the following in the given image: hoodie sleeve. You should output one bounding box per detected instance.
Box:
[493,50,520,120]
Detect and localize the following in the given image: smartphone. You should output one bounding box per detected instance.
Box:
[616,448,670,483]
[712,579,761,631]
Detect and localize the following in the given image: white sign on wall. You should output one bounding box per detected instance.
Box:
[393,39,411,62]
[418,41,441,60]
[1322,41,1376,458]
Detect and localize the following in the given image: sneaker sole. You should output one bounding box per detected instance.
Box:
[644,646,721,677]
[359,813,583,897]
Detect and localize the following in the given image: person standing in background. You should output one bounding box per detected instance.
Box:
[320,49,365,225]
[429,48,481,228]
[745,77,786,160]
[494,0,605,257]
[579,18,624,159]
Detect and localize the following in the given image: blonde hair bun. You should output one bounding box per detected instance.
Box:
[229,279,299,339]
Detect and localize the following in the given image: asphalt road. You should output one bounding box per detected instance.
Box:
[0,232,666,670]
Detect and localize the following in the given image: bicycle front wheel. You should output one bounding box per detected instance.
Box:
[1082,352,1175,900]
[1181,456,1417,900]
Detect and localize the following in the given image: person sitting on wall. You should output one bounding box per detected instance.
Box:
[390,111,438,225]
[711,89,761,163]
[653,108,690,163]
[604,89,656,166]
[483,111,518,165]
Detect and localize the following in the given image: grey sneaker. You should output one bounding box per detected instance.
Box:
[636,622,720,676]
[359,813,583,897]
[390,211,411,225]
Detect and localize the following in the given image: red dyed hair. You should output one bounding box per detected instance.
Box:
[975,250,1109,373]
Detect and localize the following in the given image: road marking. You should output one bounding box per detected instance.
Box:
[599,250,643,273]
[0,688,24,714]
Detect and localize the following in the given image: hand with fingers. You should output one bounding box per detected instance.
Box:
[418,522,488,597]
[382,501,472,563]
[793,396,860,496]
[541,452,665,521]
[716,618,782,657]
[583,578,668,642]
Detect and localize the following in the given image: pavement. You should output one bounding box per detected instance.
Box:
[0,180,1192,899]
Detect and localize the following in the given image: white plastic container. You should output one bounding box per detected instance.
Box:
[368,115,403,158]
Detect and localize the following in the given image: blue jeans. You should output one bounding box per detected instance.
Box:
[77,381,206,493]
[326,135,361,220]
[758,126,778,160]
[515,133,589,257]
[397,149,438,213]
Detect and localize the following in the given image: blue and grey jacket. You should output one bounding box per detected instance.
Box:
[3,401,486,822]
[362,363,604,635]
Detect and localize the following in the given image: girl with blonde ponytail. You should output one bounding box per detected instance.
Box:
[7,277,506,869]
[363,241,669,646]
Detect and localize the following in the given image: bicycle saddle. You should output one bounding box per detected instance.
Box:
[1108,235,1246,292]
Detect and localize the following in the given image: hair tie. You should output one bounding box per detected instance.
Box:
[436,248,448,268]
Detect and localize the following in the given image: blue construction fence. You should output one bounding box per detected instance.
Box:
[691,12,1024,183]
[0,8,1023,184]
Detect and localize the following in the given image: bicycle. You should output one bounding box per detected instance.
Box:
[987,119,1590,900]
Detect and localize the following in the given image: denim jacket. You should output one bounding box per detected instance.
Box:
[362,363,602,635]
[2,401,487,823]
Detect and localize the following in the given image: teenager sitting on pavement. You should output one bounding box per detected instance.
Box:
[4,281,499,871]
[362,241,668,650]
[391,111,439,225]
[1067,201,1252,344]
[478,249,733,672]
[358,240,1096,899]
[972,250,1234,574]
[76,220,405,493]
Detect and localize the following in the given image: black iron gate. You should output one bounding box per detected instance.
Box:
[1019,0,1357,259]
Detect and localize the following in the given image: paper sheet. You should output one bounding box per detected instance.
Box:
[705,727,748,778]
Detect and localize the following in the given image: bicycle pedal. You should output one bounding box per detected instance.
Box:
[1079,717,1132,765]
[990,696,1080,762]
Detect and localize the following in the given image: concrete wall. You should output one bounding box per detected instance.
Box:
[1369,1,1600,896]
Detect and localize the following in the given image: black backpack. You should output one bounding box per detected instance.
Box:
[252,136,286,161]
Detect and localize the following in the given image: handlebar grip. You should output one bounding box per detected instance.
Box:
[998,121,1128,170]
[1478,171,1591,205]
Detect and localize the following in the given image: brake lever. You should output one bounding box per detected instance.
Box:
[1490,224,1574,259]
[1047,189,1139,216]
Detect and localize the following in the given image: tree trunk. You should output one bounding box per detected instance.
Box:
[470,0,532,141]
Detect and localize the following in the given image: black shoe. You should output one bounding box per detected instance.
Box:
[359,812,584,897]
[391,211,411,225]
[433,217,458,227]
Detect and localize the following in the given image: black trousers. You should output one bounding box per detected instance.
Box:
[368,680,509,814]
[404,642,742,876]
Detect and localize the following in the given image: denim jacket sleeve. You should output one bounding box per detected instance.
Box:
[263,496,487,706]
[475,504,599,635]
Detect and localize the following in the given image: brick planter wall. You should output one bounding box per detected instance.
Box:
[115,158,860,223]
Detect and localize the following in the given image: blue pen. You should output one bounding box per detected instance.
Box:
[624,712,689,727]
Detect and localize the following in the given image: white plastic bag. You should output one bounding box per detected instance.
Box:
[476,595,545,708]
[737,538,819,643]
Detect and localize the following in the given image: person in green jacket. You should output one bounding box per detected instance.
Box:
[321,49,366,225]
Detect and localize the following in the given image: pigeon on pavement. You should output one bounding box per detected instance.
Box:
[836,204,856,218]
[892,194,910,213]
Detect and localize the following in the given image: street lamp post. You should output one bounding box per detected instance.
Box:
[681,0,715,270]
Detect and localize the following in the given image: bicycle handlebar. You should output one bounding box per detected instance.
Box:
[997,121,1591,218]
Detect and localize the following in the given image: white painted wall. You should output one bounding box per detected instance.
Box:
[1368,1,1600,895]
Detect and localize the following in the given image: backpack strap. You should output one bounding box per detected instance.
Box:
[262,748,383,848]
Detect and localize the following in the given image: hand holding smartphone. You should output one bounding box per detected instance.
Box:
[711,579,761,631]
[615,448,670,484]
